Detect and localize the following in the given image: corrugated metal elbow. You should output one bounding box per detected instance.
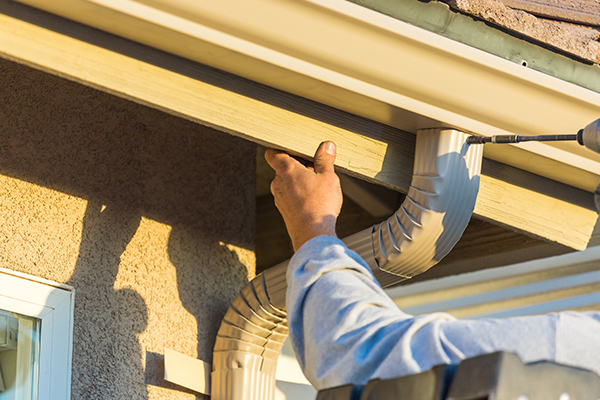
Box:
[345,129,483,287]
[211,263,287,400]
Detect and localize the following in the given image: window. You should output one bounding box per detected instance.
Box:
[0,310,40,400]
[0,268,74,400]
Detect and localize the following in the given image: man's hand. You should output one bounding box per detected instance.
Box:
[265,141,343,252]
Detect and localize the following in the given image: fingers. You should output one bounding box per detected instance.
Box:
[313,141,336,174]
[265,142,336,175]
[265,148,297,174]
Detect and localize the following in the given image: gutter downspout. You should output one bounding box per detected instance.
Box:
[211,129,483,399]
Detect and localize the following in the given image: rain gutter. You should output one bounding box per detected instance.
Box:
[349,0,600,94]
[14,0,600,193]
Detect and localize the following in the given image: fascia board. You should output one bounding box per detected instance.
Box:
[15,0,600,192]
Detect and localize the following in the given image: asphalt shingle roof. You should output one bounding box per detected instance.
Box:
[443,0,600,63]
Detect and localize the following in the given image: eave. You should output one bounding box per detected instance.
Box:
[1,0,597,249]
[14,0,600,193]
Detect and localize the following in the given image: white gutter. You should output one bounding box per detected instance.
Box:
[15,0,600,192]
[386,246,600,319]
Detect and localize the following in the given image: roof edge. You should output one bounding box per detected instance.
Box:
[10,0,600,193]
[349,0,600,94]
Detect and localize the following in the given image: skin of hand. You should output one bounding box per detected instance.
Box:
[265,141,343,252]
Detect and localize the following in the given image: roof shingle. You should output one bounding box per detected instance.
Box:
[444,0,600,63]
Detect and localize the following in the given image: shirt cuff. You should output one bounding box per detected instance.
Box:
[291,235,345,265]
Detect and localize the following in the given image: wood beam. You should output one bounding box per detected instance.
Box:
[338,174,401,218]
[0,2,596,249]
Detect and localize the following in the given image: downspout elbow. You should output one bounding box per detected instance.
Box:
[345,128,483,286]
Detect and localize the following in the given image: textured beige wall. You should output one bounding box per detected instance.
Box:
[0,58,256,399]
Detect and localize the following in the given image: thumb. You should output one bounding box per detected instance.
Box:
[314,141,336,174]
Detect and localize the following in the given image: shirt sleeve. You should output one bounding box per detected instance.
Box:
[286,236,600,390]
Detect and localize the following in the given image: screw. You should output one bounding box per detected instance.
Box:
[595,184,600,214]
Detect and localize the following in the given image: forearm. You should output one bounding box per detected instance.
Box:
[286,236,460,388]
[287,237,600,390]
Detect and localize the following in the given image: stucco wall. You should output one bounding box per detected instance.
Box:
[0,58,256,399]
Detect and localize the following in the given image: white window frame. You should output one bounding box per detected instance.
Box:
[0,267,74,400]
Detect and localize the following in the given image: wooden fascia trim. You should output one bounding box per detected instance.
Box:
[0,3,595,250]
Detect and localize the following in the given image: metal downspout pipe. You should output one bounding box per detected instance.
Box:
[211,129,484,400]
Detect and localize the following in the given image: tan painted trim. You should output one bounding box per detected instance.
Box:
[0,4,595,249]
[0,266,74,291]
[12,0,600,194]
[386,246,600,318]
[164,348,210,395]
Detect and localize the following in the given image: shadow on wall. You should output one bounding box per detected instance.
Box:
[0,58,255,399]
[66,203,147,399]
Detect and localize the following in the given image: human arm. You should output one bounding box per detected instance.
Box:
[267,142,600,390]
[287,236,600,389]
